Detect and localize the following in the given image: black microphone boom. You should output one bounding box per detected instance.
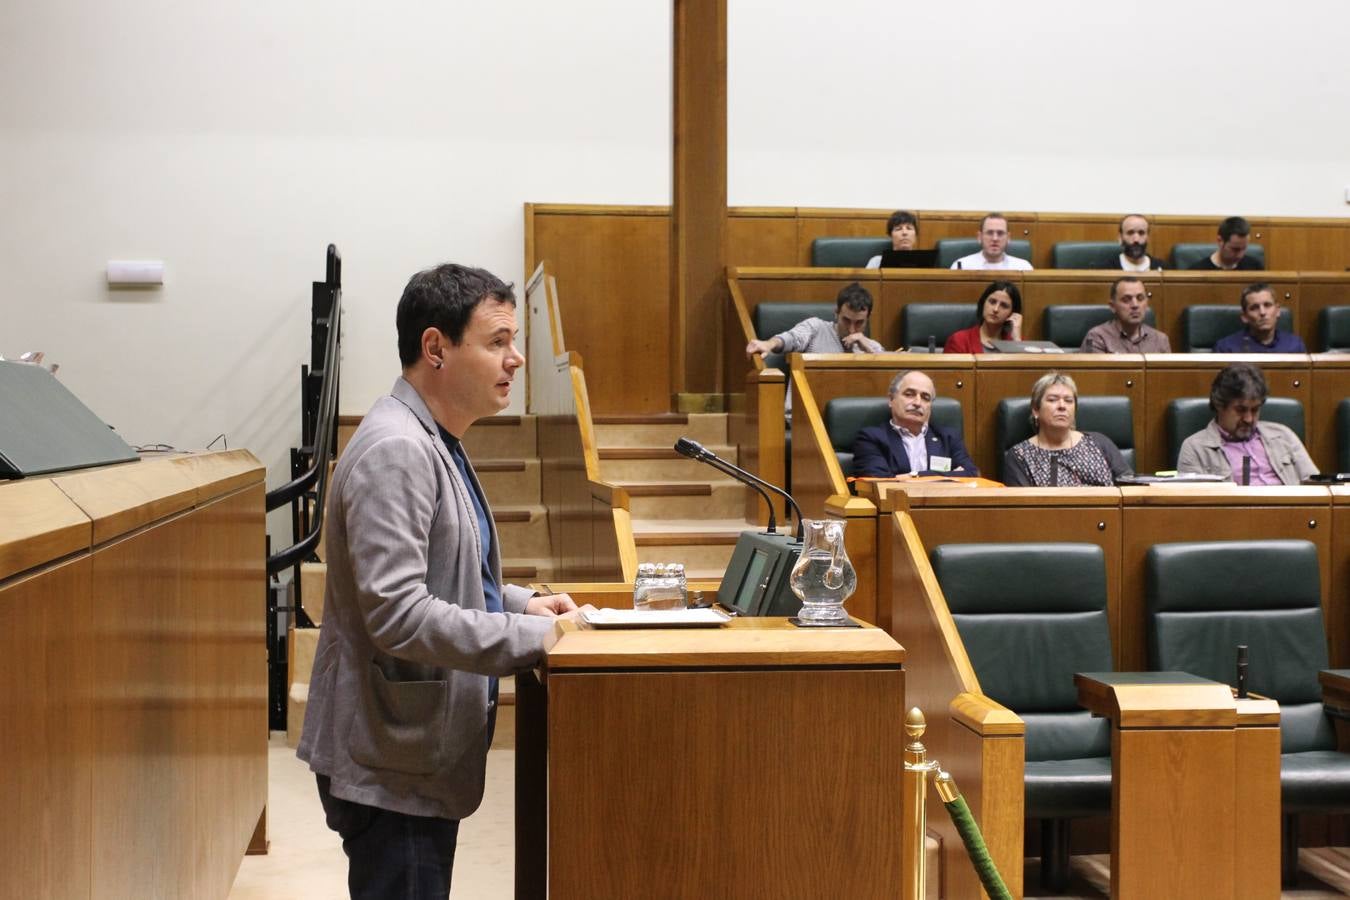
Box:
[674,437,805,540]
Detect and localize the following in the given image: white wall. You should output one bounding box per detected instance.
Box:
[4,1,1348,550]
[0,2,671,545]
[729,1,1350,216]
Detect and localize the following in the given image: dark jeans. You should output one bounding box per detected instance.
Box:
[316,774,460,900]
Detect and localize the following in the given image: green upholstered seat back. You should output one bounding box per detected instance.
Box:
[751,302,837,371]
[823,396,962,477]
[1043,305,1157,349]
[1050,242,1120,269]
[1170,243,1267,269]
[995,395,1135,477]
[931,542,1112,762]
[1340,399,1350,473]
[901,303,976,349]
[810,237,892,268]
[1181,304,1293,352]
[1146,540,1333,753]
[934,238,1034,269]
[1165,396,1306,469]
[1318,306,1350,352]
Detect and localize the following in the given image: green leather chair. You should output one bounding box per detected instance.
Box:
[1050,242,1120,269]
[810,237,891,268]
[934,238,1034,269]
[823,395,963,479]
[1165,397,1306,470]
[995,396,1135,479]
[1043,305,1158,349]
[1338,399,1350,473]
[932,542,1113,892]
[751,302,837,372]
[1170,243,1267,269]
[1146,540,1350,884]
[1317,306,1350,352]
[900,303,976,350]
[1181,304,1294,352]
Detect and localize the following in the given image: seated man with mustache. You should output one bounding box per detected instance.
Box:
[851,370,978,478]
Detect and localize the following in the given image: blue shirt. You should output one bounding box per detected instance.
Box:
[436,425,503,615]
[1212,329,1307,354]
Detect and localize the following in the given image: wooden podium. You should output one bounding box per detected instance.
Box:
[515,616,906,898]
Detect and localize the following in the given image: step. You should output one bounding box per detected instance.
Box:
[621,480,753,520]
[502,558,558,584]
[496,505,550,560]
[598,445,741,482]
[475,458,540,507]
[299,562,326,624]
[632,518,756,576]
[593,412,727,448]
[286,625,322,748]
[463,414,537,459]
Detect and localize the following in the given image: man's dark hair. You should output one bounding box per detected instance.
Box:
[396,264,516,366]
[1110,276,1145,301]
[1218,216,1251,242]
[980,212,1008,231]
[885,210,918,235]
[974,280,1022,323]
[836,282,874,314]
[1210,362,1268,412]
[1239,282,1273,311]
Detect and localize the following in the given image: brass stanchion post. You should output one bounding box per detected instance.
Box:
[903,707,939,900]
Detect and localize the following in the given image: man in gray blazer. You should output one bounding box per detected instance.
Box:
[297,263,589,898]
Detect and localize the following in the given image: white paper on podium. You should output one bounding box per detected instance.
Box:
[581,607,731,629]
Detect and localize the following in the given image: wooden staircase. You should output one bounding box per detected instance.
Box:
[594,411,757,580]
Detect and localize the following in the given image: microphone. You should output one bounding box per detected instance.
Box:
[1236,644,1249,698]
[1242,455,1251,486]
[926,334,936,353]
[675,437,804,540]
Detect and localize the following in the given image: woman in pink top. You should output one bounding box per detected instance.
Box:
[943,281,1023,354]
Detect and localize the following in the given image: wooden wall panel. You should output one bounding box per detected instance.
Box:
[1299,277,1350,351]
[530,211,672,413]
[1333,489,1350,667]
[726,210,797,267]
[0,556,94,900]
[1267,224,1348,272]
[1310,357,1350,474]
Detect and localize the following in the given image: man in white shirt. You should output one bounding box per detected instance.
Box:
[950,213,1034,270]
[1115,214,1163,271]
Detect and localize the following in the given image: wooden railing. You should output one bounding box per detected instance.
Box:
[526,262,637,582]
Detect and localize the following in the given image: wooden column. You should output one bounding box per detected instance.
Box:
[671,0,728,409]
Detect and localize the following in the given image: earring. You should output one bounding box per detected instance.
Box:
[433,359,442,369]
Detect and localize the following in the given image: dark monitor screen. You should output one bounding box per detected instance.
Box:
[717,531,801,617]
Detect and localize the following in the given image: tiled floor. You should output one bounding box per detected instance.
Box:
[233,734,1350,899]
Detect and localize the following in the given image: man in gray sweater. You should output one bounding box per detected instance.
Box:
[298,264,589,898]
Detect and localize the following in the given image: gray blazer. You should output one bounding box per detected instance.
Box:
[297,377,554,819]
[1176,419,1318,485]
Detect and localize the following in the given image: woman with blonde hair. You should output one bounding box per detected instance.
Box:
[1003,372,1132,486]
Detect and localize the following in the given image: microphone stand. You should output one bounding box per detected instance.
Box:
[675,438,805,541]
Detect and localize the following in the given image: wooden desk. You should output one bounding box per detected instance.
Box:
[0,451,266,900]
[515,618,906,898]
[1075,672,1280,900]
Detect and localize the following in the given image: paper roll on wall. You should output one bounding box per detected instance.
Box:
[106,260,165,285]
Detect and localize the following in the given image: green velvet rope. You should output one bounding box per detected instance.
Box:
[942,795,1013,900]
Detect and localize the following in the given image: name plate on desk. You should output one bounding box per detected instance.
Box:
[581,607,731,629]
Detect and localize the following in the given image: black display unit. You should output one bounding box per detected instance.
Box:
[717,530,803,617]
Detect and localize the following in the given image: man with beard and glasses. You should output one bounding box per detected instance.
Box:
[850,370,978,477]
[1177,362,1317,485]
[1113,214,1163,271]
[1079,277,1171,353]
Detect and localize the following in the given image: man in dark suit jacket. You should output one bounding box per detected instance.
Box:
[851,370,978,477]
